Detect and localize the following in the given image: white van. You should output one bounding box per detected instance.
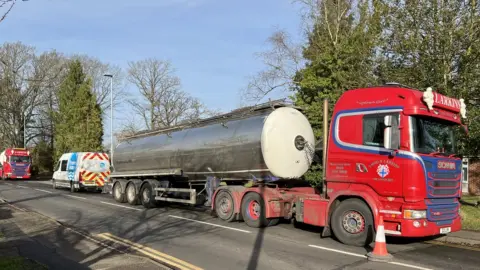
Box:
[52,152,111,192]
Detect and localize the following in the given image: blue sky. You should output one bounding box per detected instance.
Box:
[0,0,305,145]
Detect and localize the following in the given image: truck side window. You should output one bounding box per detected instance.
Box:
[363,114,387,147]
[60,160,68,172]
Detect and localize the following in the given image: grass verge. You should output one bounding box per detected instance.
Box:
[0,256,47,270]
[460,195,480,231]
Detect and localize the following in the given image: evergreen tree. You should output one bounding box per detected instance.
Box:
[54,60,103,161]
[31,139,53,173]
[292,0,385,184]
[377,0,480,156]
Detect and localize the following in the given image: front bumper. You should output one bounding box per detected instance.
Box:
[384,216,461,237]
[6,173,31,179]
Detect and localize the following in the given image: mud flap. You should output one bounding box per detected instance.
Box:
[102,183,113,194]
[321,225,332,238]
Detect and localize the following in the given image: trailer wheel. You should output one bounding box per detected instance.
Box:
[331,198,374,247]
[126,182,139,205]
[215,190,236,222]
[140,182,157,209]
[241,192,268,228]
[113,182,126,203]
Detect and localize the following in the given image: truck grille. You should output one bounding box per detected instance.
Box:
[427,172,460,198]
[425,198,459,225]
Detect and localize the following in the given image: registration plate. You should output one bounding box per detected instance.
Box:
[440,227,451,234]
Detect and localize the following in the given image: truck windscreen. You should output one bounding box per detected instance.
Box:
[10,156,30,163]
[411,116,458,155]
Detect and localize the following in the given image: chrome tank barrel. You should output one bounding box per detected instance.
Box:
[112,106,315,180]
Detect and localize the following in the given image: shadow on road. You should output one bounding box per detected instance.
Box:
[0,203,91,269]
[245,183,268,270]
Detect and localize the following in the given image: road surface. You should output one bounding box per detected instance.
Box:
[0,180,478,270]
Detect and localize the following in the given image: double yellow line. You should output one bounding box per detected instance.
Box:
[97,232,203,270]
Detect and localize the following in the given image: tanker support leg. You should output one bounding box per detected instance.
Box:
[204,176,220,207]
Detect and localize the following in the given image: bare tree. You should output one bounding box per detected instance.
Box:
[0,0,16,24]
[0,41,36,147]
[0,42,67,148]
[114,114,142,143]
[240,0,337,103]
[32,50,68,147]
[241,29,304,103]
[127,58,215,130]
[71,54,126,114]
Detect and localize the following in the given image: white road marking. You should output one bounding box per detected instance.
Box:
[308,244,366,258]
[64,194,86,200]
[100,201,142,211]
[17,185,28,188]
[168,215,252,234]
[389,261,433,270]
[308,244,433,270]
[34,188,53,194]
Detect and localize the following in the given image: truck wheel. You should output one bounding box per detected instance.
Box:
[241,192,268,228]
[140,182,157,209]
[113,182,126,203]
[331,198,374,247]
[126,182,139,205]
[215,190,236,222]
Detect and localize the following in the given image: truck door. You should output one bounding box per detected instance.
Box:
[358,112,404,197]
[53,159,69,185]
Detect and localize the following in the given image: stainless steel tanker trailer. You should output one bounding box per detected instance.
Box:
[106,99,316,224]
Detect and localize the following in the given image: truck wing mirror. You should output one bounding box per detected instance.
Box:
[384,115,400,150]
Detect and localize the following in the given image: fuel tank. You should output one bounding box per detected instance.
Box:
[112,101,315,180]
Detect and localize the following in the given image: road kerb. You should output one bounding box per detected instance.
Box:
[426,240,480,251]
[96,232,203,270]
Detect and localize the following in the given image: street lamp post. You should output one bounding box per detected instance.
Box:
[103,74,114,167]
[23,114,26,148]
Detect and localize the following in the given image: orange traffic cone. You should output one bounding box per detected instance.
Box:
[367,216,393,262]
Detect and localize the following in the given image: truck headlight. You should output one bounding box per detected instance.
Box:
[404,210,427,219]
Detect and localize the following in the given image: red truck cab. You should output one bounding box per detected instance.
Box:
[0,148,32,180]
[211,84,467,247]
[323,84,465,245]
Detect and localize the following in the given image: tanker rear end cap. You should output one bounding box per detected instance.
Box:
[260,107,315,179]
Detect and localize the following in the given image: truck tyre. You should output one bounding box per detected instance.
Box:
[214,190,236,222]
[126,182,139,205]
[331,198,374,247]
[113,182,126,203]
[140,182,157,209]
[241,192,268,228]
